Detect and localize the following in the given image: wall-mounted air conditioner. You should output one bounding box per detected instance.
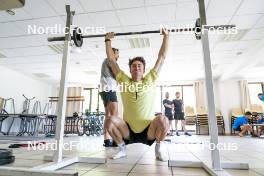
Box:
[0,0,25,10]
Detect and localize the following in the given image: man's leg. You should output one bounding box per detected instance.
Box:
[181,120,192,136]
[103,107,112,146]
[260,126,264,135]
[104,116,129,159]
[257,126,262,137]
[104,102,118,146]
[259,126,264,136]
[107,101,118,116]
[101,91,118,147]
[100,92,111,146]
[181,120,186,131]
[239,125,251,137]
[164,114,172,135]
[147,114,169,161]
[175,120,180,136]
[168,118,173,135]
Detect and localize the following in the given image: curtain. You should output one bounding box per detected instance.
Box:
[66,87,82,116]
[239,80,251,111]
[0,97,4,111]
[194,81,206,108]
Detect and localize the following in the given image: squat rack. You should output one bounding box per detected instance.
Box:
[0,0,248,175]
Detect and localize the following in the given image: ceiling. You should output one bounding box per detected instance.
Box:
[0,0,264,85]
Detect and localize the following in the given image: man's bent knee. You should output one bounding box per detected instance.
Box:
[155,115,169,129]
[104,118,115,132]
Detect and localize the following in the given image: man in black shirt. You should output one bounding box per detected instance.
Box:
[172,92,191,136]
[163,92,173,135]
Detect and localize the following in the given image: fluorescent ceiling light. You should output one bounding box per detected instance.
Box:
[0,52,7,58]
[219,29,249,42]
[129,38,150,48]
[48,44,64,54]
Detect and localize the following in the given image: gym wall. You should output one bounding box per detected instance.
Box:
[214,80,242,134]
[0,65,54,133]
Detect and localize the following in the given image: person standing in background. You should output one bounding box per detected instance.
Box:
[99,48,119,147]
[163,92,174,135]
[172,92,191,136]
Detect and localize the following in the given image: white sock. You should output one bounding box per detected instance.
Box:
[118,142,126,151]
[155,142,167,162]
[111,142,126,160]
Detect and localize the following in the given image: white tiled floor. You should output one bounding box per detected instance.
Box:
[0,135,264,176]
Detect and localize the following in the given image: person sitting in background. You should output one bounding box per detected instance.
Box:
[233,111,252,137]
[258,93,264,102]
[256,113,264,137]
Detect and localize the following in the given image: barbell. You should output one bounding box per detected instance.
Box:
[47,18,236,47]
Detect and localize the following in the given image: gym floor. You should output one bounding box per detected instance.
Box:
[0,135,263,176]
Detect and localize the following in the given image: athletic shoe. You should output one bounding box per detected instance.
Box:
[155,143,167,162]
[176,131,180,136]
[111,143,126,159]
[155,150,167,162]
[111,149,126,159]
[112,141,118,147]
[103,139,113,147]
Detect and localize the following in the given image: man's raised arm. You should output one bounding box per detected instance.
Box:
[153,28,169,73]
[105,32,120,77]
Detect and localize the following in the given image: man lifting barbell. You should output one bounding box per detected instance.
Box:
[103,28,170,161]
[47,10,236,161]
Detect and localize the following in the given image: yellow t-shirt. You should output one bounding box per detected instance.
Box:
[116,69,158,133]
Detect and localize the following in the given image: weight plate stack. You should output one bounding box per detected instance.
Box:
[0,149,15,165]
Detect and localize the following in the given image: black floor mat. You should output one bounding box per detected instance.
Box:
[0,149,12,158]
[0,156,15,165]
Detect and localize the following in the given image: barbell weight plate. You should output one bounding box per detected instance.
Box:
[195,18,201,40]
[73,27,83,47]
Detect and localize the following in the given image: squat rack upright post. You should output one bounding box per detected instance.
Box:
[169,1,249,175]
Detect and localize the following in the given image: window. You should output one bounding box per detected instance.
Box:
[83,88,105,112]
[154,86,162,113]
[82,89,91,112]
[83,85,195,114]
[248,83,264,105]
[161,86,182,113]
[156,85,195,113]
[182,86,195,108]
[91,89,99,112]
